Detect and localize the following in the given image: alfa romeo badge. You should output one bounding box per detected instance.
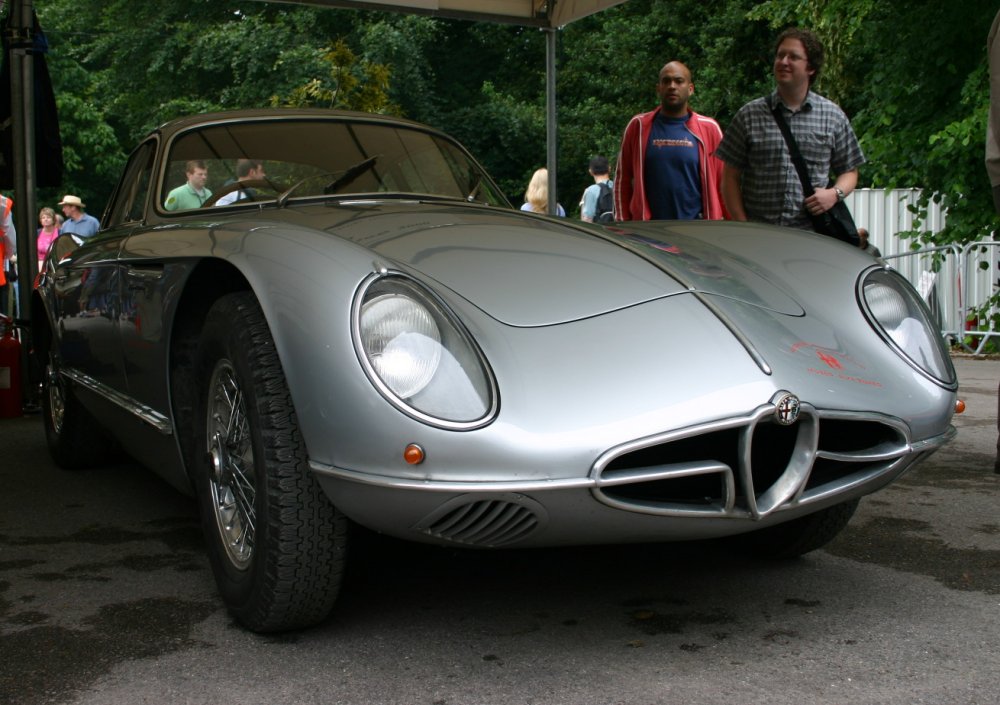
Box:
[774,392,801,425]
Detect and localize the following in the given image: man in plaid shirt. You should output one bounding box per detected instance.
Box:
[716,28,864,230]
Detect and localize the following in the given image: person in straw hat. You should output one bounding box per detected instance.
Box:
[58,195,100,240]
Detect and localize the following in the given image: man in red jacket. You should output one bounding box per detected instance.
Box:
[614,61,726,221]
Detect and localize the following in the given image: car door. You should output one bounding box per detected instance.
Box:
[49,227,127,396]
[106,139,177,426]
[50,140,156,409]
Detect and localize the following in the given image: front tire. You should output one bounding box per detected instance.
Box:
[195,292,347,632]
[732,499,859,559]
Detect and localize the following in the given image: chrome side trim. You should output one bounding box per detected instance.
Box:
[308,460,594,492]
[62,368,173,435]
[909,427,958,451]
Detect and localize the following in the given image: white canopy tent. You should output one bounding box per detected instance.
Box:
[266,0,627,27]
[265,0,629,212]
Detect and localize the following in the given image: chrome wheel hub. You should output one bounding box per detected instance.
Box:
[47,364,65,434]
[206,360,256,570]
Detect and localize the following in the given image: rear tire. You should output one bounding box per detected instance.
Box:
[41,354,117,469]
[732,499,859,559]
[194,292,347,632]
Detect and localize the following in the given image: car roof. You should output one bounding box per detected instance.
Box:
[151,108,436,140]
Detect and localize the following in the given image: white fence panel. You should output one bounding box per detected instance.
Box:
[846,188,948,258]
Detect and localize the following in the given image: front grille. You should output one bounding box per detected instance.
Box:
[594,398,911,519]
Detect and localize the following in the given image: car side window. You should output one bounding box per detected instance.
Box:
[107,140,156,227]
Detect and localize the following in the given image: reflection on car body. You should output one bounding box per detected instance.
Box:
[31,109,958,633]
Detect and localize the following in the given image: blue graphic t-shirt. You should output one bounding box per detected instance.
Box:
[644,113,702,220]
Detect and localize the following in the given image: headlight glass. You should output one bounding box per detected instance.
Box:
[860,268,955,385]
[355,274,496,427]
[362,294,442,399]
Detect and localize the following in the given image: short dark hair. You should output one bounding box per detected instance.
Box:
[589,156,609,175]
[236,159,263,178]
[776,27,824,85]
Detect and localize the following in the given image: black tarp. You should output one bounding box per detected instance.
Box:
[0,9,62,189]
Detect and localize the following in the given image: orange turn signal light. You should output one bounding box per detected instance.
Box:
[955,399,966,414]
[403,443,425,465]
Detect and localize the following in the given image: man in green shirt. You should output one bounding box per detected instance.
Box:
[164,160,212,210]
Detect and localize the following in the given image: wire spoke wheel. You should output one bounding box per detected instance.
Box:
[207,360,256,570]
[40,349,116,469]
[196,292,347,632]
[46,359,66,435]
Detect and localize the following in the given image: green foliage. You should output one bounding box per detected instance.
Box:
[36,30,124,211]
[270,40,396,113]
[841,1,997,244]
[355,15,441,120]
[746,0,879,106]
[34,1,393,210]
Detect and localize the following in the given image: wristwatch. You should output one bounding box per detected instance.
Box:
[834,187,846,201]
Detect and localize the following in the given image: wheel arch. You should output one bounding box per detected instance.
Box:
[167,230,375,489]
[169,258,252,487]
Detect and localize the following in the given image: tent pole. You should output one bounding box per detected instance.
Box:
[545,26,557,216]
[8,0,36,313]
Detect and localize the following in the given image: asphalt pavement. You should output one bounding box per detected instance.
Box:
[1,355,998,705]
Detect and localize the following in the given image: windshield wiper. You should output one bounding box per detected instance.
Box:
[276,173,329,208]
[275,156,380,208]
[466,173,483,203]
[325,156,379,194]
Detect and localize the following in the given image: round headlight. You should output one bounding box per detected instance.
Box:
[860,268,955,386]
[354,274,497,428]
[361,294,442,398]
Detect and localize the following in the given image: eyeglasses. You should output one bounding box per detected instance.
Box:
[775,51,807,62]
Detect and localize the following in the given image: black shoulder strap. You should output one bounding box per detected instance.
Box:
[769,101,816,197]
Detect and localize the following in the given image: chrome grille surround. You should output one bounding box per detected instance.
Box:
[591,391,934,520]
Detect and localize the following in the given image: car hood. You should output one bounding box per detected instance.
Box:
[323,203,827,327]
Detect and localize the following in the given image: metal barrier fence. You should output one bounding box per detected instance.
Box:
[883,244,963,341]
[955,241,1000,354]
[846,188,1000,355]
[881,242,1000,355]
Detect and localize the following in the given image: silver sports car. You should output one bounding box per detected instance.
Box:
[32,109,958,632]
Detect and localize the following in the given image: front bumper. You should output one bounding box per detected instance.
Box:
[310,398,956,548]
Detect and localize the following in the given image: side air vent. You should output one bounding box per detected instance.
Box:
[413,494,546,547]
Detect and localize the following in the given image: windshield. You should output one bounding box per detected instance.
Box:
[158,117,509,212]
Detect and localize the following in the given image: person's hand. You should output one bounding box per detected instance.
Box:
[804,187,838,216]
